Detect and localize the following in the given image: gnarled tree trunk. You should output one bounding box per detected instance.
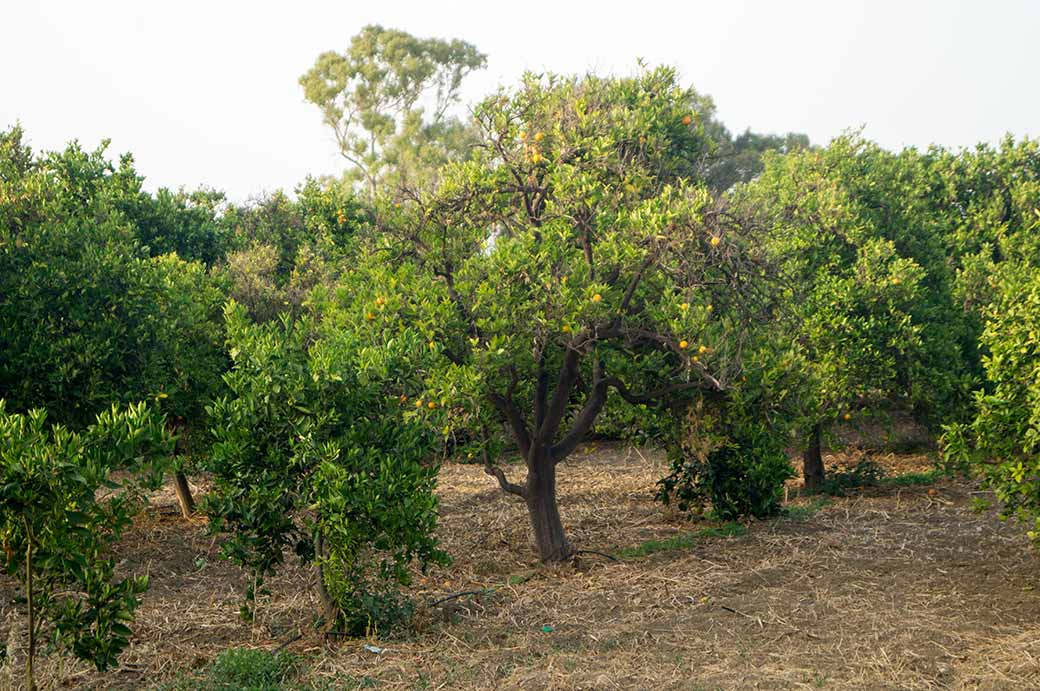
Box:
[524,446,572,562]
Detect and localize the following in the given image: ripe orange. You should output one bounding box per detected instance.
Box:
[428,401,437,409]
[562,324,571,333]
[680,302,689,311]
[534,131,544,142]
[679,340,689,349]
[682,115,692,126]
[710,236,721,247]
[415,399,423,408]
[592,293,602,303]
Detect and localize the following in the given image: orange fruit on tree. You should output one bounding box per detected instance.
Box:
[592,293,602,303]
[682,115,692,126]
[679,340,689,349]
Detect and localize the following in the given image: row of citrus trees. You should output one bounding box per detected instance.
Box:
[2,69,1038,688]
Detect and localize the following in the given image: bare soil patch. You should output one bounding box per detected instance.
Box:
[2,446,1038,690]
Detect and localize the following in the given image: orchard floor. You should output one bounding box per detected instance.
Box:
[3,445,1040,691]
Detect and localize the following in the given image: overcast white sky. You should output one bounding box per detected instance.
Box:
[3,1,1037,200]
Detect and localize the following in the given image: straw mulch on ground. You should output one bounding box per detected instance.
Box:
[2,445,1038,690]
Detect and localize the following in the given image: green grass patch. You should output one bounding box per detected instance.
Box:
[781,497,831,521]
[160,647,317,691]
[880,469,942,487]
[618,522,747,559]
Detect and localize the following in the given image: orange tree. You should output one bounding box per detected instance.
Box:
[366,67,777,562]
[737,137,976,488]
[0,128,227,515]
[0,401,171,690]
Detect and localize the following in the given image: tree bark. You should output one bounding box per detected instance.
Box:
[803,423,825,490]
[313,531,339,628]
[25,537,36,691]
[525,446,572,562]
[173,471,196,518]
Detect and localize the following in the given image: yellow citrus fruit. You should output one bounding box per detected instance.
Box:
[682,115,692,126]
[592,293,602,303]
[679,340,689,349]
[562,324,571,333]
[710,236,721,247]
[428,401,437,409]
[680,302,689,311]
[415,399,423,408]
[534,131,544,142]
[698,345,707,354]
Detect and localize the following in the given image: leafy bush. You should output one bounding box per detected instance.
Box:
[657,402,793,520]
[0,400,172,689]
[161,647,300,691]
[942,262,1040,539]
[203,302,447,634]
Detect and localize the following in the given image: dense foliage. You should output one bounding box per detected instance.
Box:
[203,302,447,633]
[0,401,171,689]
[3,22,1040,686]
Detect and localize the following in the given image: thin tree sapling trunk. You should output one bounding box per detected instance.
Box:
[25,535,36,691]
[173,471,196,518]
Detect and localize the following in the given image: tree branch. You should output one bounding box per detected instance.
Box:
[550,360,610,463]
[537,346,582,443]
[488,369,532,460]
[481,427,526,498]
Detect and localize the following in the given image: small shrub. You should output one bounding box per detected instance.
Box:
[816,454,887,495]
[657,405,793,520]
[162,647,299,691]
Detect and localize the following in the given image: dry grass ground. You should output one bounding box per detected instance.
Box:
[3,445,1039,690]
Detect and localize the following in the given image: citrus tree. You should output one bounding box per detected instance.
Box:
[942,262,1040,538]
[738,136,974,488]
[0,128,228,513]
[0,401,172,690]
[368,67,774,562]
[203,301,447,634]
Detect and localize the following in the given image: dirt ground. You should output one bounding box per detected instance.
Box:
[3,445,1039,691]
